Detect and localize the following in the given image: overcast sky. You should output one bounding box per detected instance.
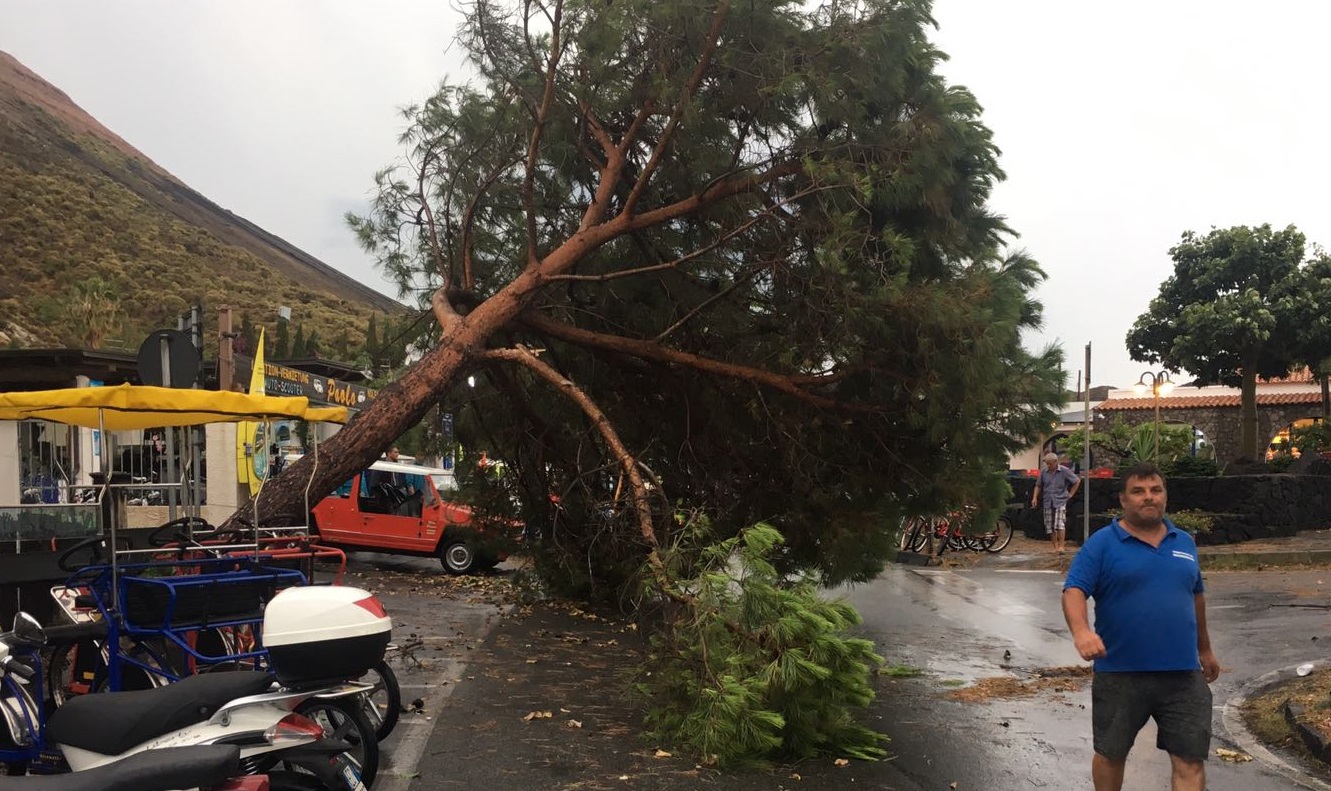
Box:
[3,0,1329,392]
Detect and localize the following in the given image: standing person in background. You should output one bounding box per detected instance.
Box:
[1061,461,1220,791]
[1032,451,1081,553]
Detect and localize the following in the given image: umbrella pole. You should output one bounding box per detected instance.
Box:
[102,410,118,613]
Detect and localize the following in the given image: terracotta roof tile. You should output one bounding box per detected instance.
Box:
[1258,367,1316,384]
[1097,392,1324,411]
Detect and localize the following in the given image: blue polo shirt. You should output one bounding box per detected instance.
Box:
[1063,519,1204,672]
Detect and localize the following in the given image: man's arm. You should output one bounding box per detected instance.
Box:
[1031,479,1042,507]
[1062,587,1106,661]
[1196,593,1220,682]
[1066,469,1081,499]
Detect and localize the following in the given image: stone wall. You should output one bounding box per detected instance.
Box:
[1097,403,1324,466]
[1009,474,1331,545]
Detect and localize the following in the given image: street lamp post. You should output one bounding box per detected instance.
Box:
[1134,371,1175,461]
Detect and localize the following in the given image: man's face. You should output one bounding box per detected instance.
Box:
[388,448,399,461]
[1119,474,1167,527]
[1044,457,1058,470]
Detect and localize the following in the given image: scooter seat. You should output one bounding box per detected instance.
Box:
[0,744,240,791]
[47,671,275,756]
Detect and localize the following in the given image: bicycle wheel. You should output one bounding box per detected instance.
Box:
[46,638,95,707]
[985,515,1015,553]
[896,517,913,551]
[905,517,930,552]
[359,659,401,741]
[293,696,379,788]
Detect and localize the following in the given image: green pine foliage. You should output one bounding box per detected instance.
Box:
[640,524,886,767]
[274,321,290,359]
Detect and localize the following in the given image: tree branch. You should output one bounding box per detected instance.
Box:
[461,156,521,290]
[577,103,626,233]
[523,0,565,268]
[415,140,450,288]
[621,0,731,218]
[478,345,669,580]
[518,312,872,411]
[555,184,830,284]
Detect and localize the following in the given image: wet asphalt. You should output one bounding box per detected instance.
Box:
[338,546,1331,791]
[843,562,1331,790]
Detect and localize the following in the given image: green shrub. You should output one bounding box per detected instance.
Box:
[1267,454,1296,473]
[1167,509,1214,535]
[1163,455,1222,477]
[639,524,886,768]
[1101,508,1213,535]
[1291,421,1331,455]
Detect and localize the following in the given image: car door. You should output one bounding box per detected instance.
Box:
[419,475,472,549]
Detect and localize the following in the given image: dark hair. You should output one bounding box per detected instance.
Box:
[1121,461,1166,488]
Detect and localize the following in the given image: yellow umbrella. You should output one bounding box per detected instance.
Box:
[0,383,348,429]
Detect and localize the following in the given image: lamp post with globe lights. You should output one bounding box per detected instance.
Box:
[1134,371,1175,461]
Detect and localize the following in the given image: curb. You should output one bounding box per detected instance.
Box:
[1201,551,1331,569]
[1286,701,1331,766]
[1219,662,1331,791]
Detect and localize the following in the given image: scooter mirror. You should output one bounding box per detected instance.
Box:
[12,613,44,645]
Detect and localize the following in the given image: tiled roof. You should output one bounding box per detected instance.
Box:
[1258,367,1316,384]
[1097,392,1324,411]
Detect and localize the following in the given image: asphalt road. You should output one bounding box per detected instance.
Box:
[333,552,513,791]
[331,548,1331,791]
[842,564,1331,791]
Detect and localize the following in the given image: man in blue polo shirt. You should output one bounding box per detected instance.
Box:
[1062,461,1220,791]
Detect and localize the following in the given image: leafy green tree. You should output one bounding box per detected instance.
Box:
[274,320,290,359]
[1290,420,1331,456]
[1276,252,1331,417]
[239,312,257,356]
[1128,225,1315,462]
[365,314,379,364]
[292,324,306,357]
[1064,417,1197,468]
[63,277,123,349]
[248,0,1064,594]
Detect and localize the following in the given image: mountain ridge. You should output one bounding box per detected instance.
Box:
[0,49,404,352]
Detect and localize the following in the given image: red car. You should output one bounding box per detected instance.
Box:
[310,460,516,574]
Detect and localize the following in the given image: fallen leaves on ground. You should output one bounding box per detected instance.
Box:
[523,710,554,721]
[1215,748,1253,763]
[946,666,1091,702]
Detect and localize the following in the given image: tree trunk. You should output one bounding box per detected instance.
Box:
[221,277,540,528]
[1240,360,1258,462]
[1322,369,1329,419]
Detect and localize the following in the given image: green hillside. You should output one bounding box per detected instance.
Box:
[0,50,404,357]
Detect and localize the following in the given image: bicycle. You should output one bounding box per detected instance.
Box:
[47,519,399,741]
[897,507,1014,556]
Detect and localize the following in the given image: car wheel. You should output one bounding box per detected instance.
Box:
[440,540,476,574]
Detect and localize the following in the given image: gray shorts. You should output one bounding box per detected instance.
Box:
[1091,671,1212,761]
[1042,504,1067,534]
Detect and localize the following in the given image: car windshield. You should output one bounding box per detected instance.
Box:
[430,473,456,493]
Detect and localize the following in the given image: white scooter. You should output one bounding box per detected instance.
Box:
[0,744,252,791]
[0,586,391,790]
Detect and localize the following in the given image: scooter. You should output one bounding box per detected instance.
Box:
[0,744,253,791]
[0,613,375,791]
